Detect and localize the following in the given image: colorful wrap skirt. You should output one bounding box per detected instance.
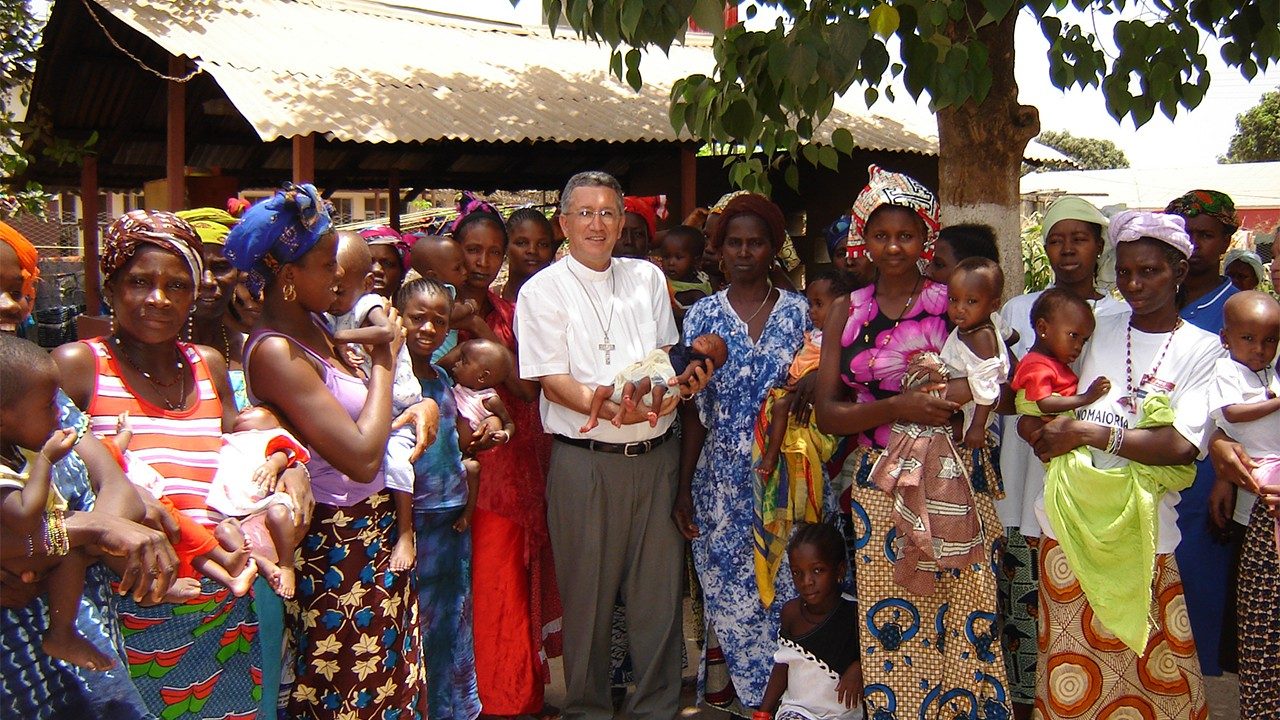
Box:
[1035,538,1207,720]
[287,492,422,719]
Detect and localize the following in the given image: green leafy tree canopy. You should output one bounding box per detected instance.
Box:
[536,0,1279,194]
[1036,129,1130,169]
[1220,87,1280,163]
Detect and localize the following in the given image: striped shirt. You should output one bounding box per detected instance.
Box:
[84,338,227,528]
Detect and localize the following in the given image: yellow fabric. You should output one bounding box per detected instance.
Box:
[751,387,837,608]
[0,448,69,511]
[175,207,238,245]
[1041,394,1195,654]
[1014,389,1057,417]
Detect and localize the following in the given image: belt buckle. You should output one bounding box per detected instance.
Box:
[623,440,646,457]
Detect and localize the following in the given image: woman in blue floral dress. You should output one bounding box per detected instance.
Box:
[674,194,809,713]
[814,166,1010,720]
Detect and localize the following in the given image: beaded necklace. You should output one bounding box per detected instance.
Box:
[1121,317,1183,412]
[111,336,188,411]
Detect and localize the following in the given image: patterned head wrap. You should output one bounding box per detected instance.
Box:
[359,225,413,272]
[223,183,332,295]
[825,215,853,258]
[1165,189,1240,232]
[449,192,500,233]
[623,195,667,241]
[1222,247,1265,284]
[850,164,941,260]
[710,190,749,215]
[175,207,239,246]
[0,221,40,300]
[101,210,204,282]
[711,193,787,252]
[1108,210,1193,258]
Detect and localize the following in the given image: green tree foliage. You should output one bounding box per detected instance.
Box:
[1220,87,1280,163]
[536,0,1279,194]
[1,0,48,218]
[1036,129,1130,169]
[2,0,97,219]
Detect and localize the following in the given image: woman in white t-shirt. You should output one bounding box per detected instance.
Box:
[1022,210,1222,719]
[993,196,1128,715]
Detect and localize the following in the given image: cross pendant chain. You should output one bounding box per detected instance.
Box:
[599,334,616,364]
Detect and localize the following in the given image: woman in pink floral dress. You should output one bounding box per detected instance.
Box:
[814,166,1010,720]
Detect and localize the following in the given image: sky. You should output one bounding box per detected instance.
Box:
[445,0,1278,168]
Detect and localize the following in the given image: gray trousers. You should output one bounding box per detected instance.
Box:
[547,439,685,720]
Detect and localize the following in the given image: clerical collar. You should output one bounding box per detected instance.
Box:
[566,254,614,281]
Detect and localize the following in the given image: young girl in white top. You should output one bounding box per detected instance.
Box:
[757,522,863,720]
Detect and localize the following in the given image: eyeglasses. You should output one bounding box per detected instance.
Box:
[571,208,620,223]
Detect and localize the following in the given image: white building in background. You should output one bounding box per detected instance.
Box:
[1021,162,1280,235]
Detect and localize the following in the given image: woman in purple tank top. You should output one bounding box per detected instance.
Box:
[227,184,432,720]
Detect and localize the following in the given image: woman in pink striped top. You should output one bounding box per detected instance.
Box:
[55,210,312,719]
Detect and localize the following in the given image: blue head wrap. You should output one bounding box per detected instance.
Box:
[224,183,332,295]
[825,214,852,256]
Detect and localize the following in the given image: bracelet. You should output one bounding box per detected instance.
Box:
[25,533,34,558]
[752,712,773,720]
[42,509,69,557]
[1104,426,1125,455]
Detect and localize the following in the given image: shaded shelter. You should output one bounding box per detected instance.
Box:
[22,0,1066,324]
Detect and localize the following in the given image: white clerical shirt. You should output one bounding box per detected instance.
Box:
[515,254,679,443]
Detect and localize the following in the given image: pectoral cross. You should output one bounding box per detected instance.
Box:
[599,334,615,364]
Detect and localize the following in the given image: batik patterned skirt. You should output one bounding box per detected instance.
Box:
[841,443,1010,720]
[1035,537,1207,720]
[287,492,422,719]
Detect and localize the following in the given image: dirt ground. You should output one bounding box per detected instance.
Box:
[539,600,1244,719]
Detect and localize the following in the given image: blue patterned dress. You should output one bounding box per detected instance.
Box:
[686,289,809,708]
[0,392,152,719]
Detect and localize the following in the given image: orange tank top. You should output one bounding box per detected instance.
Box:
[83,338,227,528]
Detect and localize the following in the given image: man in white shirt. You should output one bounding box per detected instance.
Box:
[515,171,709,720]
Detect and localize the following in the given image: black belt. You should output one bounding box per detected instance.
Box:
[553,427,675,457]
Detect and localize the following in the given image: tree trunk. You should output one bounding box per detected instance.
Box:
[937,4,1040,295]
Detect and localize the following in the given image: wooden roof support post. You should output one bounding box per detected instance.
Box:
[166,56,186,211]
[81,155,101,315]
[388,171,401,232]
[292,133,316,185]
[680,144,697,223]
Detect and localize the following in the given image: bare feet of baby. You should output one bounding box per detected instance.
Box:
[227,559,258,597]
[274,564,295,600]
[754,453,779,479]
[390,532,415,574]
[163,577,203,603]
[215,519,252,574]
[43,627,115,671]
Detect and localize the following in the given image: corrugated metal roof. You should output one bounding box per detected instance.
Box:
[89,0,944,154]
[1021,162,1280,210]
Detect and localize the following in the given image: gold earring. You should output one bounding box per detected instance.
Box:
[186,312,195,341]
[283,283,297,302]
